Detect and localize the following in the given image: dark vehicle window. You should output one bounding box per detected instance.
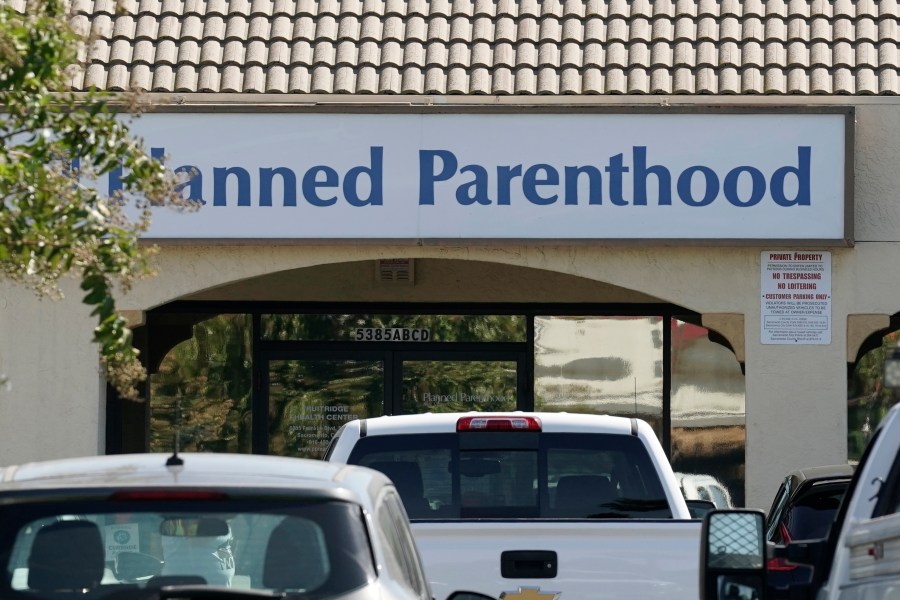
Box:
[780,488,846,542]
[0,498,375,599]
[348,433,672,519]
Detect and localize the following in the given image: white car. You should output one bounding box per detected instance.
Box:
[0,452,495,600]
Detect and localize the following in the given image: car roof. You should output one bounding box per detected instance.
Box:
[786,464,855,498]
[0,453,389,506]
[789,464,856,484]
[356,411,637,436]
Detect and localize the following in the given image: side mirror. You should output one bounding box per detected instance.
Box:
[700,509,767,600]
[687,499,717,518]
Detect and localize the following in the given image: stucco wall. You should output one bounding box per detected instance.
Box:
[3,100,900,510]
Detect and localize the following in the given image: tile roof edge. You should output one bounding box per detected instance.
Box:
[69,91,896,108]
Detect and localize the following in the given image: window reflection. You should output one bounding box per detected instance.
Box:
[402,360,517,414]
[670,319,745,508]
[149,315,253,453]
[268,359,383,458]
[848,330,900,462]
[534,316,664,439]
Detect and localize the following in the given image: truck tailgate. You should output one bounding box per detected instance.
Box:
[412,520,702,600]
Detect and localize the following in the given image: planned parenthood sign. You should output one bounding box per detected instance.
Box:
[115,109,852,244]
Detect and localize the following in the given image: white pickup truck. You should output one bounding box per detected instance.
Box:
[699,401,900,600]
[325,411,704,600]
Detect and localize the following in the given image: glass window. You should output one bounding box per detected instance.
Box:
[268,358,383,459]
[149,314,253,453]
[534,316,664,439]
[1,500,374,597]
[402,360,517,413]
[670,318,745,508]
[262,314,526,342]
[848,331,900,462]
[349,432,671,520]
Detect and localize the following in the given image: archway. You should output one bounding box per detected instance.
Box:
[109,259,747,505]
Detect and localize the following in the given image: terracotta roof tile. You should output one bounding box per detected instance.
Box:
[471,40,492,66]
[787,66,808,92]
[833,66,854,93]
[470,65,491,93]
[878,68,899,94]
[357,64,379,91]
[786,16,809,41]
[649,65,672,92]
[197,64,220,90]
[248,15,271,39]
[810,65,831,92]
[467,15,490,40]
[494,41,515,67]
[335,64,357,91]
[447,65,468,92]
[245,39,268,64]
[175,64,199,91]
[224,39,247,63]
[561,41,582,67]
[133,38,157,63]
[311,64,334,92]
[516,41,537,67]
[582,67,603,92]
[450,15,473,41]
[69,0,900,95]
[152,64,175,90]
[651,17,674,41]
[490,65,512,93]
[288,64,311,91]
[559,66,581,93]
[110,38,134,63]
[718,65,739,92]
[201,14,225,39]
[359,39,381,64]
[129,63,151,89]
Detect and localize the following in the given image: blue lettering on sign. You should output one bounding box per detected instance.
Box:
[99,145,812,210]
[417,146,811,208]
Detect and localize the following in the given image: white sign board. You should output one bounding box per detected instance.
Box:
[104,522,140,560]
[761,251,832,345]
[103,111,850,243]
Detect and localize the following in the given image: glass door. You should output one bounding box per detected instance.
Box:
[264,352,385,458]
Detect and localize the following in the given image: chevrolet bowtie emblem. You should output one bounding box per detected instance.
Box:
[500,587,561,600]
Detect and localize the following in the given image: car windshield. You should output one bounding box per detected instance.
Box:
[0,497,376,599]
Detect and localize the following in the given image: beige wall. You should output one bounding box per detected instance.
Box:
[2,100,900,510]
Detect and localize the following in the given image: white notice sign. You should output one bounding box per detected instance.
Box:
[761,251,831,345]
[104,523,140,560]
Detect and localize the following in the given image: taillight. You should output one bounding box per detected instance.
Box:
[767,557,798,572]
[110,490,230,501]
[456,416,542,431]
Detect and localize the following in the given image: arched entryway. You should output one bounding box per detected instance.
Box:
[108,259,747,505]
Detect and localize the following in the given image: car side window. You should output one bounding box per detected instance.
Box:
[873,445,900,517]
[375,491,429,600]
[766,481,791,543]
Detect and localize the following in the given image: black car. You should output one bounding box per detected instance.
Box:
[764,463,855,596]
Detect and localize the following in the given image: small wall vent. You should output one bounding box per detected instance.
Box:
[376,258,414,284]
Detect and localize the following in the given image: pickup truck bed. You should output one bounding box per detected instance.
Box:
[416,519,701,600]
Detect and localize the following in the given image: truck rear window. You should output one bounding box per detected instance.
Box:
[348,432,672,520]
